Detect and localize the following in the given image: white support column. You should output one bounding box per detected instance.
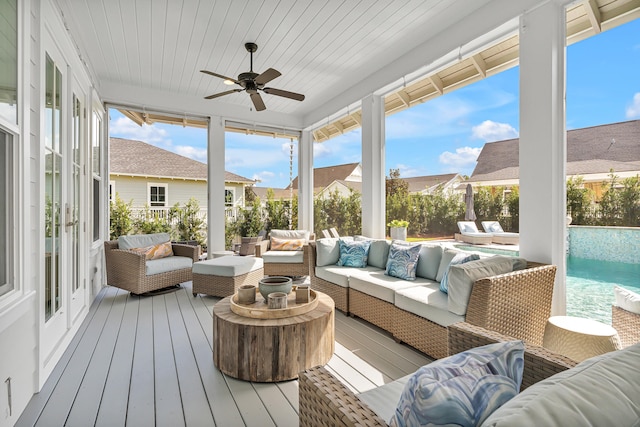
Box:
[298,130,314,232]
[519,1,567,315]
[207,116,226,255]
[361,94,385,239]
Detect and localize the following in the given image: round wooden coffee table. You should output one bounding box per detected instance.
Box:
[213,291,334,382]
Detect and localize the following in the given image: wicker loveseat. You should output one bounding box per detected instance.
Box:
[105,233,199,294]
[309,237,557,359]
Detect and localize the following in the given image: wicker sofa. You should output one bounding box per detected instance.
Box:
[309,237,557,359]
[105,233,199,294]
[300,321,640,426]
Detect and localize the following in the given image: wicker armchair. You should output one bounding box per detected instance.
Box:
[104,240,198,294]
[612,305,640,348]
[258,230,315,277]
[298,322,578,427]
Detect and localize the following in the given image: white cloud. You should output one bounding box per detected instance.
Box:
[109,116,173,147]
[625,92,640,119]
[174,145,207,163]
[252,171,275,184]
[393,163,429,178]
[439,146,482,169]
[471,120,518,142]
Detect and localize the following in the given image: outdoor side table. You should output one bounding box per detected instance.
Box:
[543,315,622,362]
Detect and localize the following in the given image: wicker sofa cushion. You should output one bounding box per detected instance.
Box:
[355,236,391,269]
[315,265,375,288]
[118,232,170,250]
[415,244,443,281]
[439,253,480,293]
[262,250,304,264]
[146,255,193,276]
[315,237,353,266]
[337,239,371,268]
[614,286,640,314]
[358,374,412,422]
[349,270,431,303]
[481,342,640,426]
[447,256,514,316]
[385,242,421,280]
[192,256,263,277]
[435,249,463,282]
[394,283,464,327]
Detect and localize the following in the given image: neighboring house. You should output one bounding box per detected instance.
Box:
[254,163,462,201]
[469,120,640,199]
[403,173,465,195]
[109,138,255,214]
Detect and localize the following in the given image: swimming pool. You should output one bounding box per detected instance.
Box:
[453,243,640,324]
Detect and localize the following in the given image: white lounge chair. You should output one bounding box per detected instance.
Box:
[455,221,493,245]
[481,221,519,245]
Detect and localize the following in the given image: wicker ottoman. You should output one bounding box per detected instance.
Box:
[192,256,264,297]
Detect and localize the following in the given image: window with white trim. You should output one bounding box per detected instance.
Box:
[0,128,13,297]
[225,188,234,206]
[149,183,168,207]
[109,180,115,203]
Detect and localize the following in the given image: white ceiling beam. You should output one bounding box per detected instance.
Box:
[470,54,487,77]
[429,75,444,95]
[584,0,602,34]
[396,90,411,107]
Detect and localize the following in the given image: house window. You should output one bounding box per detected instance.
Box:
[149,184,167,207]
[92,110,102,242]
[225,188,234,206]
[0,129,13,297]
[109,181,115,203]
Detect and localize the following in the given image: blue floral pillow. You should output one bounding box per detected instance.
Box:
[385,242,422,280]
[337,239,371,268]
[390,341,524,427]
[439,253,480,293]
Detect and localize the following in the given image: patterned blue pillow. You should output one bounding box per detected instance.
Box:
[439,253,480,293]
[385,242,422,280]
[390,341,524,427]
[337,239,371,268]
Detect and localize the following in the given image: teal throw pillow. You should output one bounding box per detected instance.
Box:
[337,239,371,268]
[385,242,422,281]
[440,253,480,293]
[389,341,524,427]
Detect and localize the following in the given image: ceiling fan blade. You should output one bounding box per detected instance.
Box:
[254,68,281,85]
[250,92,266,111]
[200,70,240,84]
[204,88,243,99]
[263,87,305,101]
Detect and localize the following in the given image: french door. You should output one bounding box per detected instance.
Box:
[42,42,88,362]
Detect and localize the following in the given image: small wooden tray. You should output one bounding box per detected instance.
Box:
[230,288,318,319]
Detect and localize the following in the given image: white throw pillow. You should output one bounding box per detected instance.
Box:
[614,286,640,314]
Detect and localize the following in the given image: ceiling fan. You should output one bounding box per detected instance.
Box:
[201,42,305,111]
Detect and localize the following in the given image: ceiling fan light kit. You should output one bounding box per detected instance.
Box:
[201,42,305,111]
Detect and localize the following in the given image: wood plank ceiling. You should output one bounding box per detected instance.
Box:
[54,0,639,140]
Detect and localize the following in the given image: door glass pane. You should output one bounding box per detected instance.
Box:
[72,95,81,292]
[53,155,61,312]
[0,0,18,124]
[45,55,54,149]
[0,130,11,296]
[54,67,62,153]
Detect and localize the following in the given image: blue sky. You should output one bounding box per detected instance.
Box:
[110,18,640,188]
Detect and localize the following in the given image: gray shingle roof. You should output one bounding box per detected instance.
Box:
[109,138,254,183]
[402,173,460,192]
[288,162,360,189]
[470,120,640,182]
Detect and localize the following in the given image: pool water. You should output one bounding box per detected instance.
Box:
[566,256,640,324]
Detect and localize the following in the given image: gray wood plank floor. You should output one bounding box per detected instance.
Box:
[16,282,432,426]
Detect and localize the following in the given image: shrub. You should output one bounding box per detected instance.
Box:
[109,193,133,239]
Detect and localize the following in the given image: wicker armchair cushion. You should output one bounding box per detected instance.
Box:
[270,237,305,251]
[416,244,443,281]
[358,374,412,422]
[146,255,193,275]
[130,241,174,260]
[269,229,310,242]
[390,341,524,427]
[447,256,514,316]
[482,342,640,426]
[118,232,170,250]
[614,286,640,314]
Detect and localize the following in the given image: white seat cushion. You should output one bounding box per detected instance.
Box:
[358,374,412,422]
[614,286,640,314]
[395,283,464,327]
[192,256,263,277]
[262,250,304,264]
[146,256,193,276]
[314,265,365,288]
[349,270,431,303]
